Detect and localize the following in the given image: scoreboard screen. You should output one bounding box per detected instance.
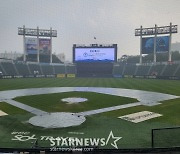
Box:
[73,45,117,63]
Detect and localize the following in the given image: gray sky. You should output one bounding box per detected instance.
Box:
[0,0,180,61]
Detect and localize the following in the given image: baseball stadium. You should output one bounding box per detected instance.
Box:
[0,42,180,153]
[0,1,180,154]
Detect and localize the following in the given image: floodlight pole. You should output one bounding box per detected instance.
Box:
[153,24,157,63]
[23,25,26,62]
[50,27,52,63]
[168,22,172,62]
[37,26,40,63]
[140,26,142,64]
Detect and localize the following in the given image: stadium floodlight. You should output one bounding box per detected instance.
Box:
[18,26,57,63]
[135,24,177,36]
[18,27,57,37]
[135,23,178,64]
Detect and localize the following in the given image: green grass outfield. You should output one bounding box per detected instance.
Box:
[0,78,180,149]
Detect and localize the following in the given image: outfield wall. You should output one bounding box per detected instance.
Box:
[1,74,180,80]
[124,75,180,80]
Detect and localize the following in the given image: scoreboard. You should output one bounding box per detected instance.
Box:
[73,44,117,63]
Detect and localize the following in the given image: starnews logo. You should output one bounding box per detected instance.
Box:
[50,131,122,149]
[11,131,122,149]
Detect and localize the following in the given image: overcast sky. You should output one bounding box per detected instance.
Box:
[0,0,180,61]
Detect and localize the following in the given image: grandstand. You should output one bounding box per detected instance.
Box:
[113,62,180,79]
[28,63,43,75]
[162,64,179,76]
[0,60,180,79]
[174,65,180,76]
[112,64,125,77]
[54,64,66,74]
[0,61,18,75]
[0,63,6,75]
[14,62,30,76]
[148,64,166,76]
[123,64,137,76]
[41,64,54,75]
[136,65,151,76]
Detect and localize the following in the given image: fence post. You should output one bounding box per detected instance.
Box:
[151,129,154,148]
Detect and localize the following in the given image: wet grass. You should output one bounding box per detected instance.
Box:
[14,92,137,113]
[0,78,180,148]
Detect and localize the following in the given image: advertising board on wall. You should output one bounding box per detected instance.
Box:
[39,39,51,55]
[142,36,169,54]
[25,38,38,54]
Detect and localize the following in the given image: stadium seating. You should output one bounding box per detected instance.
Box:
[54,65,66,74]
[123,64,137,75]
[1,62,17,75]
[174,64,180,77]
[162,64,179,76]
[40,64,54,75]
[136,65,151,76]
[28,63,42,75]
[0,60,180,78]
[148,64,165,76]
[0,63,6,75]
[113,65,125,76]
[15,62,30,76]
